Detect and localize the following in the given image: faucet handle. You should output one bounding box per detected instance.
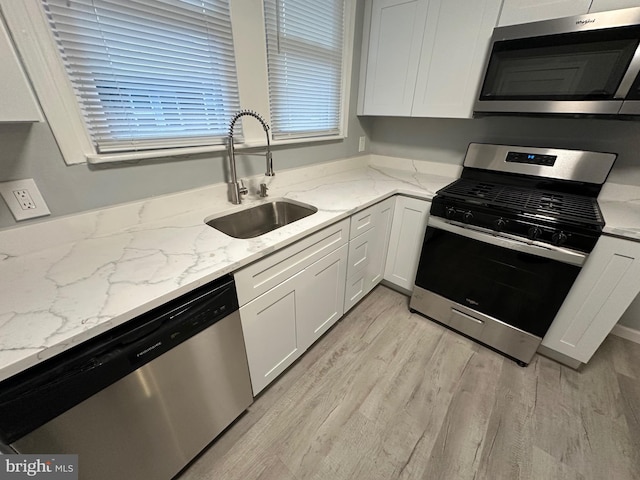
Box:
[259,183,269,198]
[238,179,248,196]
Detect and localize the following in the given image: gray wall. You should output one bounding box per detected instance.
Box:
[0,0,371,230]
[370,115,640,186]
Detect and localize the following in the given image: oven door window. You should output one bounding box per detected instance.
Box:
[480,27,640,101]
[415,227,580,337]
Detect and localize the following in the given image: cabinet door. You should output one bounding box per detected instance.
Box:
[589,0,640,12]
[361,0,429,115]
[498,0,591,26]
[384,196,430,292]
[411,0,502,118]
[240,272,304,395]
[0,15,42,122]
[298,245,348,351]
[366,196,395,288]
[541,235,640,364]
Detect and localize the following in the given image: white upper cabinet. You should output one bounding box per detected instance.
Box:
[412,0,503,118]
[589,0,640,12]
[497,0,591,26]
[358,0,502,118]
[360,0,429,115]
[0,16,42,122]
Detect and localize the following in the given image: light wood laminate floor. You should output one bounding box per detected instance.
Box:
[179,285,640,480]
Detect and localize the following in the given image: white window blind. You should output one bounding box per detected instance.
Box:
[41,0,240,154]
[264,0,345,140]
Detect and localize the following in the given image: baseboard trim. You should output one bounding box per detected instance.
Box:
[610,324,640,345]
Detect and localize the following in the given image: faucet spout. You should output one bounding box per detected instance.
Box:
[227,110,275,205]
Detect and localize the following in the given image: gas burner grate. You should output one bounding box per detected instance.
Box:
[439,179,604,226]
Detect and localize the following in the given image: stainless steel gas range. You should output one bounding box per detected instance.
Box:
[409,143,616,366]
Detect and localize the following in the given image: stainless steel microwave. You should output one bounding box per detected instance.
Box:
[474,7,640,117]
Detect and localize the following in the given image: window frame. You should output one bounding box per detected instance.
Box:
[0,0,355,166]
[264,0,348,141]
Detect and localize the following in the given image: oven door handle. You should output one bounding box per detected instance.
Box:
[427,217,587,267]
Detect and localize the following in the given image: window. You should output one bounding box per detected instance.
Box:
[264,0,346,140]
[42,0,240,153]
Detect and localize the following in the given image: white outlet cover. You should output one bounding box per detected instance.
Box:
[0,178,51,221]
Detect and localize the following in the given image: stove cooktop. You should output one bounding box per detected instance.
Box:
[429,143,617,254]
[438,178,604,227]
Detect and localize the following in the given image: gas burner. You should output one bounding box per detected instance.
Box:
[430,144,615,254]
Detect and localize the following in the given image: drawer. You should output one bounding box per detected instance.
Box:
[346,226,376,278]
[349,203,376,239]
[449,308,485,339]
[235,218,349,306]
[344,270,366,313]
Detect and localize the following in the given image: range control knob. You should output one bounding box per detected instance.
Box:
[552,231,568,246]
[527,226,542,240]
[494,218,507,231]
[445,207,456,219]
[463,211,474,224]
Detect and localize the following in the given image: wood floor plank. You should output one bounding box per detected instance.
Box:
[178,285,640,480]
[473,356,538,480]
[396,333,480,480]
[529,446,586,480]
[606,334,640,380]
[418,347,503,480]
[616,372,640,475]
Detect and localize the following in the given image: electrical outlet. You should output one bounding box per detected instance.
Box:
[0,179,50,221]
[13,189,37,210]
[358,136,366,152]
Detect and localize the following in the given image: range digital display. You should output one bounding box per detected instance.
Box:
[506,151,557,166]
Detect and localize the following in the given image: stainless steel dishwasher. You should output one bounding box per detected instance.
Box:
[0,274,253,480]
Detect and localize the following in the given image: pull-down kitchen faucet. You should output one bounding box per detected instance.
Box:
[227,110,275,204]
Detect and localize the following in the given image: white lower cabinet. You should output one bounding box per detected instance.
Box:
[344,197,395,312]
[384,196,430,292]
[236,219,350,395]
[240,272,303,395]
[240,243,348,395]
[542,235,640,364]
[297,244,348,351]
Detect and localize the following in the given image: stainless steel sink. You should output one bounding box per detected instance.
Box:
[205,198,318,239]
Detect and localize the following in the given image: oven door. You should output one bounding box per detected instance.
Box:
[411,217,584,363]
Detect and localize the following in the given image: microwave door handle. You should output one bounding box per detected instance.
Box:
[427,217,587,267]
[615,43,640,99]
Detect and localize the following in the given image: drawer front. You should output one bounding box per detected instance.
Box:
[349,203,376,239]
[344,270,366,313]
[235,218,349,306]
[346,226,376,278]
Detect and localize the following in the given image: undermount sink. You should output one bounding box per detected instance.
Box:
[205,198,318,239]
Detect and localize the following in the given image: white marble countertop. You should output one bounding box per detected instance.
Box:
[599,182,640,241]
[0,155,457,382]
[2,154,639,383]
